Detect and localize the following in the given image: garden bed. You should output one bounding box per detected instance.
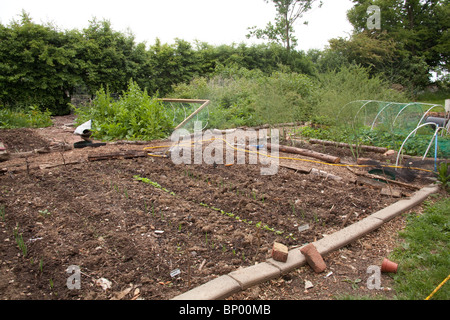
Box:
[0,118,434,300]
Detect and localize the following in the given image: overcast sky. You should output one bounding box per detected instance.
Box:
[0,0,355,51]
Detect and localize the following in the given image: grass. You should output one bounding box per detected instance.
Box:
[389,196,450,300]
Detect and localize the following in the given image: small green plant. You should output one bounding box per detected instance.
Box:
[436,162,449,192]
[38,209,51,217]
[134,175,176,195]
[13,225,27,257]
[0,205,5,221]
[342,278,362,290]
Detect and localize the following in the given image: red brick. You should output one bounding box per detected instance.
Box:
[271,242,289,262]
[300,243,327,273]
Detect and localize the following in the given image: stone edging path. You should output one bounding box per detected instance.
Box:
[171,184,440,300]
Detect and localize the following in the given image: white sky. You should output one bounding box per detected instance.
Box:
[0,0,355,51]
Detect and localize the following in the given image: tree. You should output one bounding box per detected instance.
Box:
[327,31,430,89]
[346,0,449,82]
[247,0,322,52]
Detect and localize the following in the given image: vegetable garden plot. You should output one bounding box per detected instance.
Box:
[0,135,414,300]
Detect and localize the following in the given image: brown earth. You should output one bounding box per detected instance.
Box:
[0,115,442,301]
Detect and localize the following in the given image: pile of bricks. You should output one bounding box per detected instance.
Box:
[272,242,327,273]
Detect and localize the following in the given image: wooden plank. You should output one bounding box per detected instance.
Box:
[308,139,388,153]
[88,150,148,161]
[279,163,311,174]
[266,143,340,164]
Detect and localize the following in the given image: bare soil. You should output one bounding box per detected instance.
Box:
[0,115,440,300]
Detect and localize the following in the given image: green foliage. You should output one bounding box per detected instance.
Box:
[345,0,449,89]
[0,106,53,128]
[172,65,316,129]
[74,80,173,141]
[1,3,447,121]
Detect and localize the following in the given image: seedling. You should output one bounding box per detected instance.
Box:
[13,225,27,257]
[0,205,5,221]
[39,209,51,217]
[342,278,362,290]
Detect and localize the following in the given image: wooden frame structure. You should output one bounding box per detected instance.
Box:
[160,98,210,131]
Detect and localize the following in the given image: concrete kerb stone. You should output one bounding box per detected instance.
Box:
[314,216,384,256]
[171,275,241,300]
[228,262,281,290]
[371,184,440,222]
[171,183,440,300]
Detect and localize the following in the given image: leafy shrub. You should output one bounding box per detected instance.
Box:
[172,65,316,129]
[74,80,174,141]
[0,106,53,128]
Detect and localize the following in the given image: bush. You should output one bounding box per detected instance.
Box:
[313,65,409,124]
[74,80,174,141]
